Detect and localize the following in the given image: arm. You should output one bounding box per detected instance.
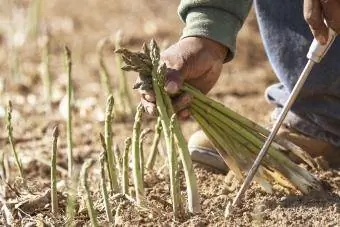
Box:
[179,0,252,61]
[140,0,252,118]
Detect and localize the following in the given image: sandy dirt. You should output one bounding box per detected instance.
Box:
[0,0,339,226]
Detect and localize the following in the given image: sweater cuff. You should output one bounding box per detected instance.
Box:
[181,7,242,62]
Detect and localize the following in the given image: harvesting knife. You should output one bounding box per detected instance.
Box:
[226,27,337,216]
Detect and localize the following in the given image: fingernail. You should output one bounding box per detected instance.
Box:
[165,81,178,94]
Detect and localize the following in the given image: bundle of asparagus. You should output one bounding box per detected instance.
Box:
[185,84,322,193]
[117,40,200,214]
[116,40,322,210]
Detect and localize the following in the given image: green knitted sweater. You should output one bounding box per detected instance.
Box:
[178,0,252,61]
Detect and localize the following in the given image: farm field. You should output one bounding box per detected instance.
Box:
[0,0,339,226]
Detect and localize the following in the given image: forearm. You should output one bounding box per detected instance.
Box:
[178,0,252,61]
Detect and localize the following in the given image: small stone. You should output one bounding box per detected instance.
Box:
[279,196,287,202]
[257,204,266,212]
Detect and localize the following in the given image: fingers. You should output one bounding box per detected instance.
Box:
[320,0,340,34]
[141,98,157,116]
[139,89,157,115]
[172,92,193,120]
[137,37,225,120]
[304,0,329,44]
[172,93,193,112]
[177,109,191,120]
[139,89,155,102]
[164,69,183,95]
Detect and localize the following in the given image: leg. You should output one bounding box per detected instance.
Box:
[255,0,340,146]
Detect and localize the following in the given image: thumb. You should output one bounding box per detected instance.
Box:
[164,69,184,95]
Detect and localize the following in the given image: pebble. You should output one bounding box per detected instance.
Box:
[279,196,287,202]
[257,204,266,212]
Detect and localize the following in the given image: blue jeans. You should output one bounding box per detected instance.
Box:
[254,0,340,146]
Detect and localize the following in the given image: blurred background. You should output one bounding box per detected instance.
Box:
[1,3,339,226]
[0,0,276,172]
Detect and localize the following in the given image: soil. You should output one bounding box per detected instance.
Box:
[0,0,339,226]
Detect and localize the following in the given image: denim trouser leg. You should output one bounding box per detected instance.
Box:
[254,0,340,146]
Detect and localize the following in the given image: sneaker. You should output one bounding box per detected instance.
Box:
[188,130,228,173]
[188,128,340,173]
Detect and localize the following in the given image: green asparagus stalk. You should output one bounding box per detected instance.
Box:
[10,46,21,81]
[116,40,323,204]
[149,40,200,213]
[3,151,10,183]
[28,0,42,38]
[41,34,52,106]
[122,137,132,195]
[189,90,316,172]
[190,94,322,193]
[139,140,145,184]
[191,109,244,179]
[169,114,181,219]
[103,95,119,192]
[66,171,78,227]
[146,117,162,170]
[6,101,24,178]
[113,144,122,185]
[139,129,151,182]
[161,89,200,213]
[96,38,113,96]
[99,152,113,225]
[115,31,133,116]
[183,84,316,168]
[64,46,73,178]
[193,106,273,191]
[131,104,144,205]
[81,159,99,227]
[51,126,59,214]
[0,149,6,183]
[116,40,201,213]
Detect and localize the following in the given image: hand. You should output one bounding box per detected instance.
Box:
[304,0,340,44]
[139,37,227,119]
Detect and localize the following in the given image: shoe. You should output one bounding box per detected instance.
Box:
[188,130,228,173]
[188,128,340,173]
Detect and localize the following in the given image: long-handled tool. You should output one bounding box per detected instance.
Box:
[226,28,337,216]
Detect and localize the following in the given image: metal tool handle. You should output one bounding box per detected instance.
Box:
[307,28,337,63]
